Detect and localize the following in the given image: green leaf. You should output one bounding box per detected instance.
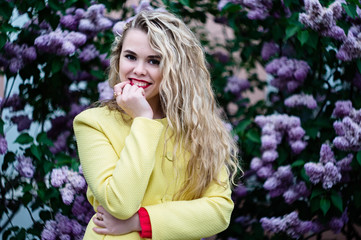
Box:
[0,118,4,135]
[285,25,300,40]
[297,30,309,46]
[331,192,343,212]
[320,197,330,215]
[357,59,361,73]
[310,197,320,212]
[355,190,361,209]
[90,69,105,79]
[15,133,33,144]
[343,3,357,18]
[245,130,261,143]
[235,119,252,134]
[36,132,53,146]
[357,151,361,166]
[51,59,62,73]
[30,144,42,161]
[0,33,7,49]
[68,58,80,74]
[179,0,190,7]
[291,159,305,168]
[306,31,319,49]
[311,189,323,199]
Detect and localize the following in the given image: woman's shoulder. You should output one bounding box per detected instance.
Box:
[74,106,124,125]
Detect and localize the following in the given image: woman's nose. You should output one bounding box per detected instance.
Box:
[133,61,146,75]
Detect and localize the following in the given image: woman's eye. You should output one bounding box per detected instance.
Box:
[149,59,160,65]
[125,54,136,60]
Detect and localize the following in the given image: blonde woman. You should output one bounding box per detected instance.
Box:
[73,10,240,240]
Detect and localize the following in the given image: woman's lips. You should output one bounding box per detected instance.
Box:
[129,79,151,89]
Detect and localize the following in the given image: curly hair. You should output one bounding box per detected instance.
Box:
[104,10,241,200]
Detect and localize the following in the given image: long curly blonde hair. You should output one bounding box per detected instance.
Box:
[105,10,241,200]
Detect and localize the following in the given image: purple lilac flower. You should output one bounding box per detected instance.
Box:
[99,53,110,68]
[328,210,348,233]
[112,21,126,35]
[261,211,314,239]
[261,41,279,60]
[332,100,352,118]
[263,165,296,198]
[304,143,351,189]
[98,80,114,100]
[72,195,94,224]
[265,57,310,92]
[224,75,250,98]
[299,0,346,41]
[42,212,86,240]
[35,29,86,56]
[50,131,71,154]
[284,93,317,109]
[50,167,67,187]
[336,25,361,61]
[2,94,25,111]
[257,164,274,178]
[60,183,76,205]
[15,155,35,178]
[332,101,361,151]
[11,115,32,132]
[0,136,8,154]
[0,42,37,73]
[51,166,87,205]
[41,220,57,240]
[78,4,112,36]
[78,44,99,62]
[283,181,309,204]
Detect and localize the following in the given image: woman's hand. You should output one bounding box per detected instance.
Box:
[93,205,141,235]
[114,81,153,119]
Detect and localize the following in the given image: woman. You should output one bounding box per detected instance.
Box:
[73,10,240,240]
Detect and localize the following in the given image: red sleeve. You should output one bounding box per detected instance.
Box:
[138,207,152,238]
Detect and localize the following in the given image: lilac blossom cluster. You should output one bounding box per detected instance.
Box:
[263,165,309,204]
[332,100,361,152]
[265,57,310,92]
[34,29,87,56]
[112,0,165,35]
[261,41,279,60]
[0,135,8,154]
[61,4,112,37]
[260,211,314,238]
[328,209,349,233]
[47,104,85,155]
[15,155,35,178]
[0,42,37,73]
[304,144,353,189]
[299,0,346,41]
[41,212,85,240]
[284,93,317,109]
[97,80,114,100]
[50,166,86,205]
[71,195,95,225]
[218,0,290,20]
[224,75,250,99]
[11,115,32,132]
[336,25,361,61]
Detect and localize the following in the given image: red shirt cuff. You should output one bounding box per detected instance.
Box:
[138,207,152,238]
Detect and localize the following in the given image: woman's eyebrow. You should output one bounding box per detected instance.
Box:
[123,49,160,59]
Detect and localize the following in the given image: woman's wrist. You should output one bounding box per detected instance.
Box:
[130,213,142,232]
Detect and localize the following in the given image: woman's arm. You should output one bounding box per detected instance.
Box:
[73,109,165,219]
[93,167,234,240]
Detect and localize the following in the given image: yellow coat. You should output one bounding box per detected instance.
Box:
[73,107,234,240]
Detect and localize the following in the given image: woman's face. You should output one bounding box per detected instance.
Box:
[118,29,163,106]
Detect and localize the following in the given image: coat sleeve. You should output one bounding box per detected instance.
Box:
[144,167,234,240]
[73,110,164,219]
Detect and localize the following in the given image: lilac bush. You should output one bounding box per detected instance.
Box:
[1,0,361,239]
